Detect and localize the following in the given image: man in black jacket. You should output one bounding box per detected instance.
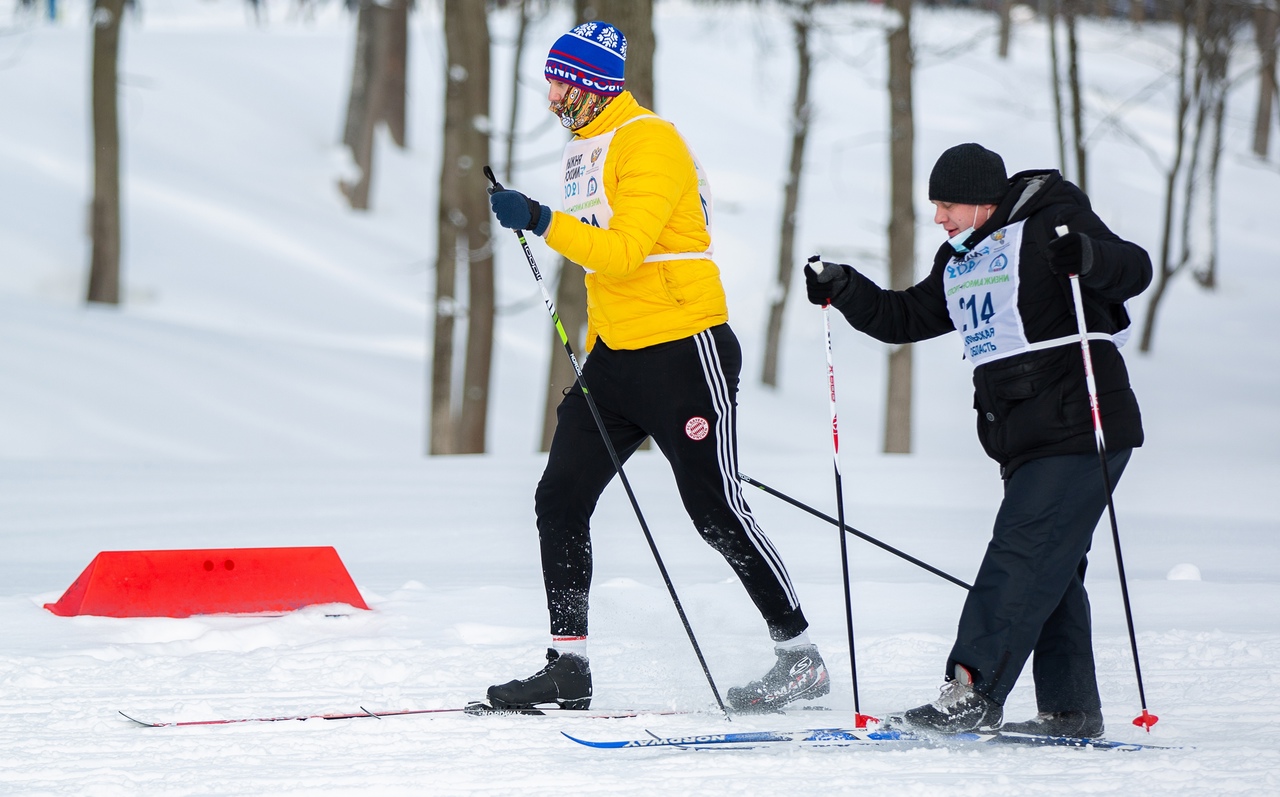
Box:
[805,143,1152,737]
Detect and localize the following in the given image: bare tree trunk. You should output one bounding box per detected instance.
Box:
[1253,2,1278,158]
[1176,85,1206,283]
[885,0,915,454]
[1197,81,1226,289]
[340,0,408,209]
[431,0,492,454]
[1048,0,1069,171]
[341,2,374,151]
[541,0,654,450]
[383,0,408,148]
[997,0,1012,59]
[1192,0,1241,290]
[454,1,495,455]
[87,0,127,306]
[1065,0,1087,192]
[762,0,815,388]
[1139,3,1193,354]
[430,218,459,454]
[340,2,383,209]
[459,244,496,453]
[504,0,532,184]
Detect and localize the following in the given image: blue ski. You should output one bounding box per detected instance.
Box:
[562,726,1181,751]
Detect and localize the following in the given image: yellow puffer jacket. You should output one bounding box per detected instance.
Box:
[543,91,728,351]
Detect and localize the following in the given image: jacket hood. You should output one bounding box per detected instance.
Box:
[999,169,1091,228]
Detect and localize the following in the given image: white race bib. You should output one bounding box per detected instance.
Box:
[943,222,1025,366]
[943,220,1128,367]
[560,116,713,272]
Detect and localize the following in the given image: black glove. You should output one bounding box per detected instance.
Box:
[490,189,551,236]
[804,261,852,306]
[1047,230,1094,277]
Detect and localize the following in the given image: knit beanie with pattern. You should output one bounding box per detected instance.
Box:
[544,21,627,97]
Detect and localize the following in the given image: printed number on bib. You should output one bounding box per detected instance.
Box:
[958,292,996,331]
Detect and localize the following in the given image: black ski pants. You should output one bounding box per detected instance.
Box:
[948,448,1131,712]
[534,324,810,643]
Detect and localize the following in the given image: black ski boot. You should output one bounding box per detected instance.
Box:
[726,645,830,713]
[485,648,592,711]
[885,666,1002,734]
[1002,710,1104,738]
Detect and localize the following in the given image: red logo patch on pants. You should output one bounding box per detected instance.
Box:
[685,416,710,441]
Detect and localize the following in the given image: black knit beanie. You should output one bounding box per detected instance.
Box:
[928,143,1008,204]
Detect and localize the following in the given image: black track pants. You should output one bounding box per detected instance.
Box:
[948,448,1132,710]
[535,324,809,643]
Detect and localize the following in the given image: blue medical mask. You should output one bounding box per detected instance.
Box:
[947,226,976,254]
[946,206,990,254]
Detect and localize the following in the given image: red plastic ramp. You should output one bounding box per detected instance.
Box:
[44,547,370,618]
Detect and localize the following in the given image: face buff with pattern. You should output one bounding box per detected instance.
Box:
[551,86,610,131]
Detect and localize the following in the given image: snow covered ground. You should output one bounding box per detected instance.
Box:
[2,1,1278,794]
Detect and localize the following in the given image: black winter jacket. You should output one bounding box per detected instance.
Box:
[827,170,1152,477]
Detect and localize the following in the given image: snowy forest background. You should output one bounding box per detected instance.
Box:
[2,0,1279,795]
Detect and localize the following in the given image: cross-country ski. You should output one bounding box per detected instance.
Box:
[562,726,1183,752]
[118,703,686,728]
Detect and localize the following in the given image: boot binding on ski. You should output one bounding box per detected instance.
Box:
[485,648,592,711]
[726,645,830,714]
[1001,710,1104,739]
[885,668,1003,735]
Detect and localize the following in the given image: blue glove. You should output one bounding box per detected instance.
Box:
[490,189,551,236]
[804,261,852,305]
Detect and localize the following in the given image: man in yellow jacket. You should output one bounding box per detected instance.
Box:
[484,21,826,714]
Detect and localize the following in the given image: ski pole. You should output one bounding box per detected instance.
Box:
[736,472,972,590]
[811,255,874,729]
[1057,224,1157,732]
[484,166,729,718]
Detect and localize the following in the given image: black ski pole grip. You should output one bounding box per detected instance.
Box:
[483,165,503,195]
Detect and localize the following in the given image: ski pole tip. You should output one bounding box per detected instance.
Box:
[854,713,880,730]
[1132,710,1159,732]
